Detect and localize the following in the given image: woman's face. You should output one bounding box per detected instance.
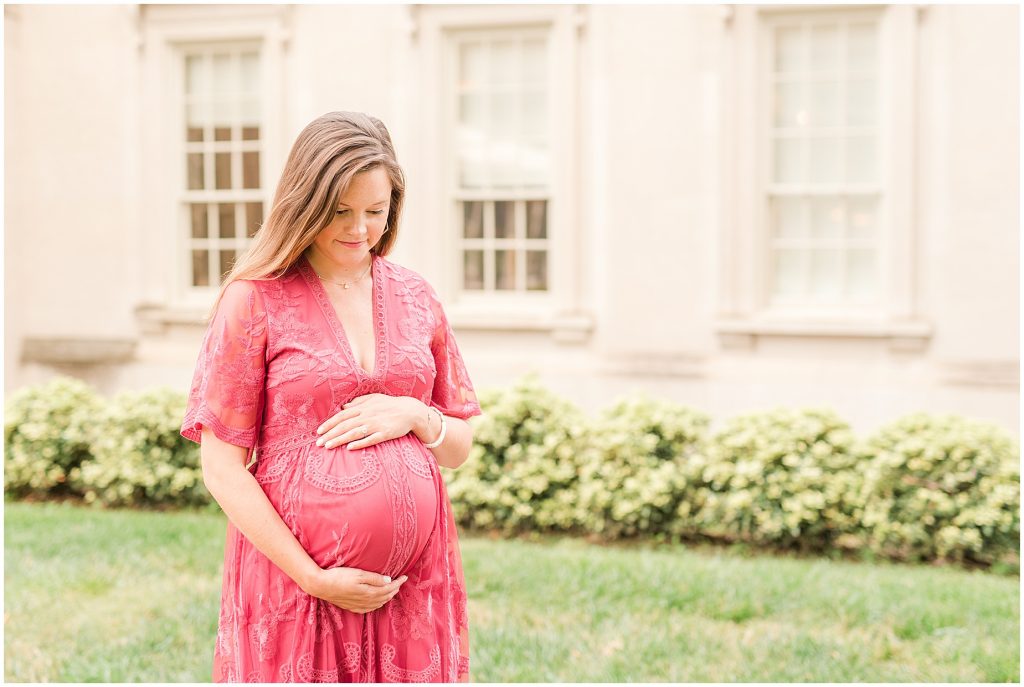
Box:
[310,165,392,268]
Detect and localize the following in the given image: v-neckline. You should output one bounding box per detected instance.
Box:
[300,252,386,380]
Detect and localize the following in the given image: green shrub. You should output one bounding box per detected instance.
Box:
[575,393,710,539]
[4,376,102,497]
[685,407,861,550]
[72,387,208,508]
[443,373,589,534]
[855,413,1019,564]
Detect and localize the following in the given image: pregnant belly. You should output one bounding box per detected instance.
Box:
[287,436,438,578]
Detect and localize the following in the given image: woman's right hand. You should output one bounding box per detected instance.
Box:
[306,566,408,613]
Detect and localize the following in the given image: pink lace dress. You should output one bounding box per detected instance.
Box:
[180,253,482,682]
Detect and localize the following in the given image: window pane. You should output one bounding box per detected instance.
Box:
[808,80,841,127]
[847,23,878,73]
[212,53,233,94]
[492,40,517,86]
[809,137,841,183]
[212,97,234,129]
[187,126,204,142]
[847,248,876,299]
[772,196,803,238]
[240,52,259,93]
[520,141,550,188]
[810,197,843,239]
[523,38,546,85]
[772,248,803,296]
[774,26,802,73]
[774,81,804,128]
[492,91,517,138]
[243,152,260,189]
[246,202,263,238]
[218,203,236,238]
[495,249,516,290]
[190,203,208,239]
[522,89,546,139]
[240,98,259,126]
[809,24,840,73]
[847,79,877,127]
[186,101,209,129]
[242,126,260,141]
[847,197,876,240]
[846,136,876,183]
[809,247,842,299]
[220,249,237,281]
[187,153,205,190]
[526,200,547,238]
[214,126,232,142]
[495,201,515,238]
[526,250,547,291]
[773,138,802,183]
[458,41,486,89]
[463,250,484,290]
[192,250,210,287]
[459,93,486,134]
[215,152,231,189]
[459,150,487,189]
[185,55,205,95]
[463,201,484,239]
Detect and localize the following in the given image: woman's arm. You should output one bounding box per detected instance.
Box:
[407,400,474,470]
[200,427,323,594]
[202,427,408,611]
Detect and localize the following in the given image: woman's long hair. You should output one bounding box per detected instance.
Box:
[208,111,406,317]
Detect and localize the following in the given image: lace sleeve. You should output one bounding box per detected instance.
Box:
[425,282,482,421]
[180,279,268,448]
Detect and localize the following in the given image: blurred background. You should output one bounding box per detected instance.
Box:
[4,3,1019,434]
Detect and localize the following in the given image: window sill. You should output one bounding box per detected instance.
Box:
[21,337,137,365]
[448,309,595,344]
[715,317,933,353]
[136,302,597,344]
[135,303,209,335]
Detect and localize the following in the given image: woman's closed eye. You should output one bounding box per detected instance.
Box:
[336,209,386,215]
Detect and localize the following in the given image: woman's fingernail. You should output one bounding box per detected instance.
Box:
[316,437,324,447]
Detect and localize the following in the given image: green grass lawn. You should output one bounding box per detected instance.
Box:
[5,499,1019,682]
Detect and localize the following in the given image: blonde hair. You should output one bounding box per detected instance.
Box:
[209,111,405,317]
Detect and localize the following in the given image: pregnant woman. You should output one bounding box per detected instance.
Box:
[180,111,482,682]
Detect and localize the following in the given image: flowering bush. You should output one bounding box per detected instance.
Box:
[443,373,589,534]
[4,376,102,496]
[853,413,1019,565]
[574,393,710,539]
[683,407,862,551]
[4,375,1018,568]
[72,387,207,507]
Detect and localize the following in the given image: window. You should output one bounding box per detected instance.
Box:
[765,15,881,306]
[717,6,930,350]
[181,43,264,289]
[449,28,552,294]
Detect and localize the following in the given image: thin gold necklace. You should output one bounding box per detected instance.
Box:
[314,256,372,289]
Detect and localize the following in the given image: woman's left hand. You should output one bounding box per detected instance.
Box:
[315,393,424,451]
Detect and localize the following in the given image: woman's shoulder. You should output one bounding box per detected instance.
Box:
[377,254,438,298]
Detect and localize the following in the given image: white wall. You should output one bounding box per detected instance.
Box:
[4,4,1018,438]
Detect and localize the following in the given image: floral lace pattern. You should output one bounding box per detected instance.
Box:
[182,253,481,682]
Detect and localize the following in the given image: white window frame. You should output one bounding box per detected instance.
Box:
[716,4,932,351]
[181,43,265,295]
[447,26,554,297]
[415,5,592,340]
[136,5,287,326]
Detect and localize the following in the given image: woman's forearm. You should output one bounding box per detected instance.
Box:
[201,428,323,595]
[409,402,474,470]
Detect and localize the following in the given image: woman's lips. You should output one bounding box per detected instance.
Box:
[337,240,364,248]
